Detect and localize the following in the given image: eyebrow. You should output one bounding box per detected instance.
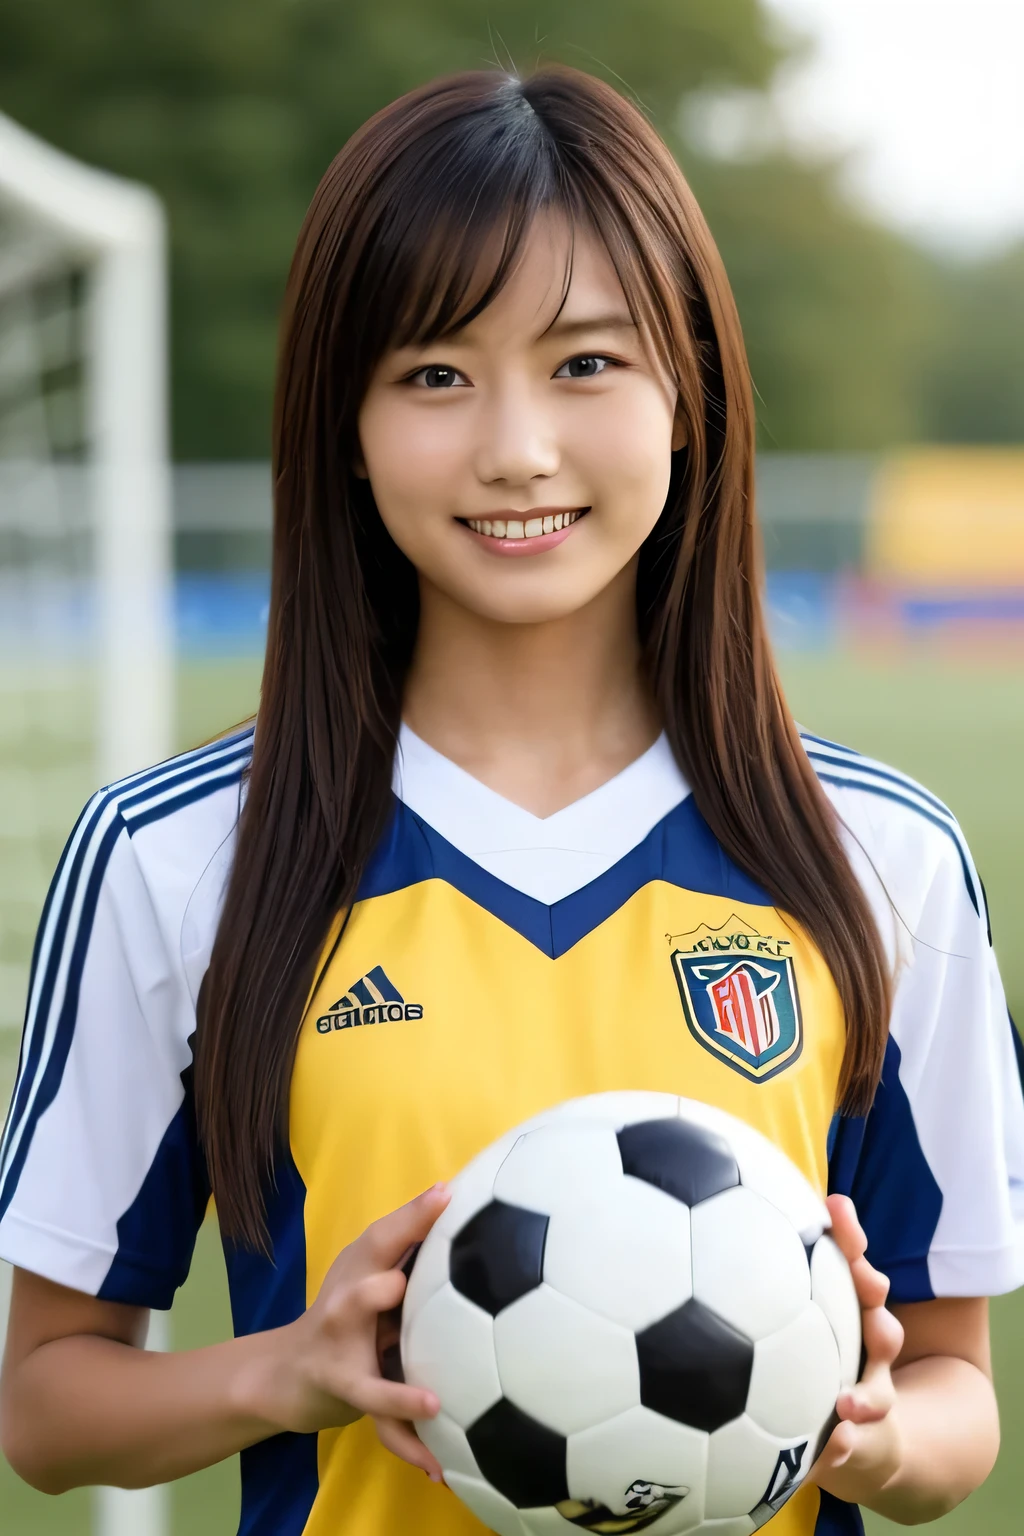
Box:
[542,313,638,340]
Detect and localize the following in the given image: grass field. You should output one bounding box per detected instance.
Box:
[2,652,1023,1534]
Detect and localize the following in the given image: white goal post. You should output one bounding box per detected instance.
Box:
[0,112,173,1536]
[0,110,173,781]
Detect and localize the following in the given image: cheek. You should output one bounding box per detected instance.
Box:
[361,400,467,516]
[570,386,675,510]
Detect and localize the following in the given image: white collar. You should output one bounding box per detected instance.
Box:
[393,724,689,904]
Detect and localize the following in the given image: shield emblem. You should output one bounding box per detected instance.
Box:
[671,950,803,1083]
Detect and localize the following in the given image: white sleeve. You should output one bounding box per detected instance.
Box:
[826,779,1024,1302]
[0,793,207,1307]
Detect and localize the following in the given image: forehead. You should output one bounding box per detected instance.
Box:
[442,212,632,349]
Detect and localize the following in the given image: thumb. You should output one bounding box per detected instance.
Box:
[352,1184,450,1276]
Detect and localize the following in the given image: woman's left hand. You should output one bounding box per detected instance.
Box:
[810,1193,906,1506]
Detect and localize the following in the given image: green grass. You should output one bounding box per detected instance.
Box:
[2,653,1023,1534]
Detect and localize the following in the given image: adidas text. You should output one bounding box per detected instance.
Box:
[316,1001,423,1033]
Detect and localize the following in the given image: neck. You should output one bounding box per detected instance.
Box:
[402,562,661,816]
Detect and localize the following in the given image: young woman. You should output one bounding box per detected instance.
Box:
[1,66,1021,1536]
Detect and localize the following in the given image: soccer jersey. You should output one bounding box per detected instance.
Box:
[1,723,1023,1536]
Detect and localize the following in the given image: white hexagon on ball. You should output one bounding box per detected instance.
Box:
[567,1404,708,1532]
[415,1409,483,1483]
[493,1122,624,1219]
[691,1185,811,1341]
[493,1284,640,1436]
[402,1282,502,1430]
[811,1234,862,1388]
[747,1301,841,1440]
[543,1176,692,1332]
[706,1413,812,1520]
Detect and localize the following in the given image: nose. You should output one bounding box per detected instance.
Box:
[473,377,560,487]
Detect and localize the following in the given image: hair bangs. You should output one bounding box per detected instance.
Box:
[364,90,581,355]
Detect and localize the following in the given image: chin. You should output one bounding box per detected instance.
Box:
[455,583,601,627]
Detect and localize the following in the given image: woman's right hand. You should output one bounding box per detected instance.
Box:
[254,1182,451,1477]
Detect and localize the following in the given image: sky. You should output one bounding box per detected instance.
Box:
[763,0,1024,254]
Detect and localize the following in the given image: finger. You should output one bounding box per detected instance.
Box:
[837,1375,895,1426]
[811,1416,857,1475]
[848,1259,890,1313]
[354,1185,451,1274]
[825,1194,867,1266]
[326,1268,407,1329]
[861,1300,904,1367]
[350,1374,440,1424]
[374,1415,444,1480]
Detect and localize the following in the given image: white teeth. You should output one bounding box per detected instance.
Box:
[468,510,585,538]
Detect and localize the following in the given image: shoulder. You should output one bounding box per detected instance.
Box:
[800,729,986,939]
[51,725,254,995]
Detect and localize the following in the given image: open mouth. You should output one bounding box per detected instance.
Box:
[461,509,588,540]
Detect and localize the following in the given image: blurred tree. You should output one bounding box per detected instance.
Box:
[919,245,1024,443]
[0,0,998,458]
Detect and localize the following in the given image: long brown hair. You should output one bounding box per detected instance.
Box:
[197,67,891,1250]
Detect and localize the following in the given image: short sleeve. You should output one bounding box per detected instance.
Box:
[0,793,209,1309]
[828,811,1024,1304]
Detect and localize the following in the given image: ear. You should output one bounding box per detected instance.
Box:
[671,410,688,454]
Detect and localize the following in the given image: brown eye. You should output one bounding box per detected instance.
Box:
[416,365,462,388]
[555,355,612,379]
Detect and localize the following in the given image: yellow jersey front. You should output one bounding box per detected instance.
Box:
[231,790,846,1536]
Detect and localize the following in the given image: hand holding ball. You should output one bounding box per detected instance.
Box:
[400,1092,861,1534]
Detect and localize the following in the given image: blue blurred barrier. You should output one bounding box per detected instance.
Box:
[175,572,270,656]
[764,572,839,653]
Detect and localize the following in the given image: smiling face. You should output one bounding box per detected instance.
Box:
[356,213,685,627]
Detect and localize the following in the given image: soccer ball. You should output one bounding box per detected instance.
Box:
[400,1092,861,1536]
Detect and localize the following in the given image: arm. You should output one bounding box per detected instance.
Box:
[812,1195,1000,1524]
[0,1185,449,1495]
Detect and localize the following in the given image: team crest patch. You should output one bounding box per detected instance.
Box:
[667,918,803,1083]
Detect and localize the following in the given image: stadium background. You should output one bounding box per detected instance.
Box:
[2,1,1024,1532]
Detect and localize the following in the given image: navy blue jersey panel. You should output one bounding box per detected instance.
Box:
[815,1490,865,1534]
[238,1431,319,1536]
[828,1035,941,1303]
[0,810,124,1222]
[98,1045,210,1309]
[223,1145,308,1338]
[225,1146,318,1536]
[1010,1012,1024,1096]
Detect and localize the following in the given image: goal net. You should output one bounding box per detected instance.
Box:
[0,112,173,1535]
[0,114,173,1034]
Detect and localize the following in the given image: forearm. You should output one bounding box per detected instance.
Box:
[2,1325,314,1494]
[866,1355,1000,1524]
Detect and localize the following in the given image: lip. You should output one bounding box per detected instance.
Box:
[458,507,589,558]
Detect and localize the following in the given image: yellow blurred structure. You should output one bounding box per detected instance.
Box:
[868,449,1024,588]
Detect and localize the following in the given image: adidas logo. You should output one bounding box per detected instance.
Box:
[315,965,423,1035]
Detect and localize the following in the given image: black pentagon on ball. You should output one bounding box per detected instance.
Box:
[467,1397,570,1508]
[449,1199,549,1316]
[636,1297,753,1432]
[617,1117,740,1207]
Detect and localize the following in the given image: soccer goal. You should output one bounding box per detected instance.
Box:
[0,112,173,1535]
